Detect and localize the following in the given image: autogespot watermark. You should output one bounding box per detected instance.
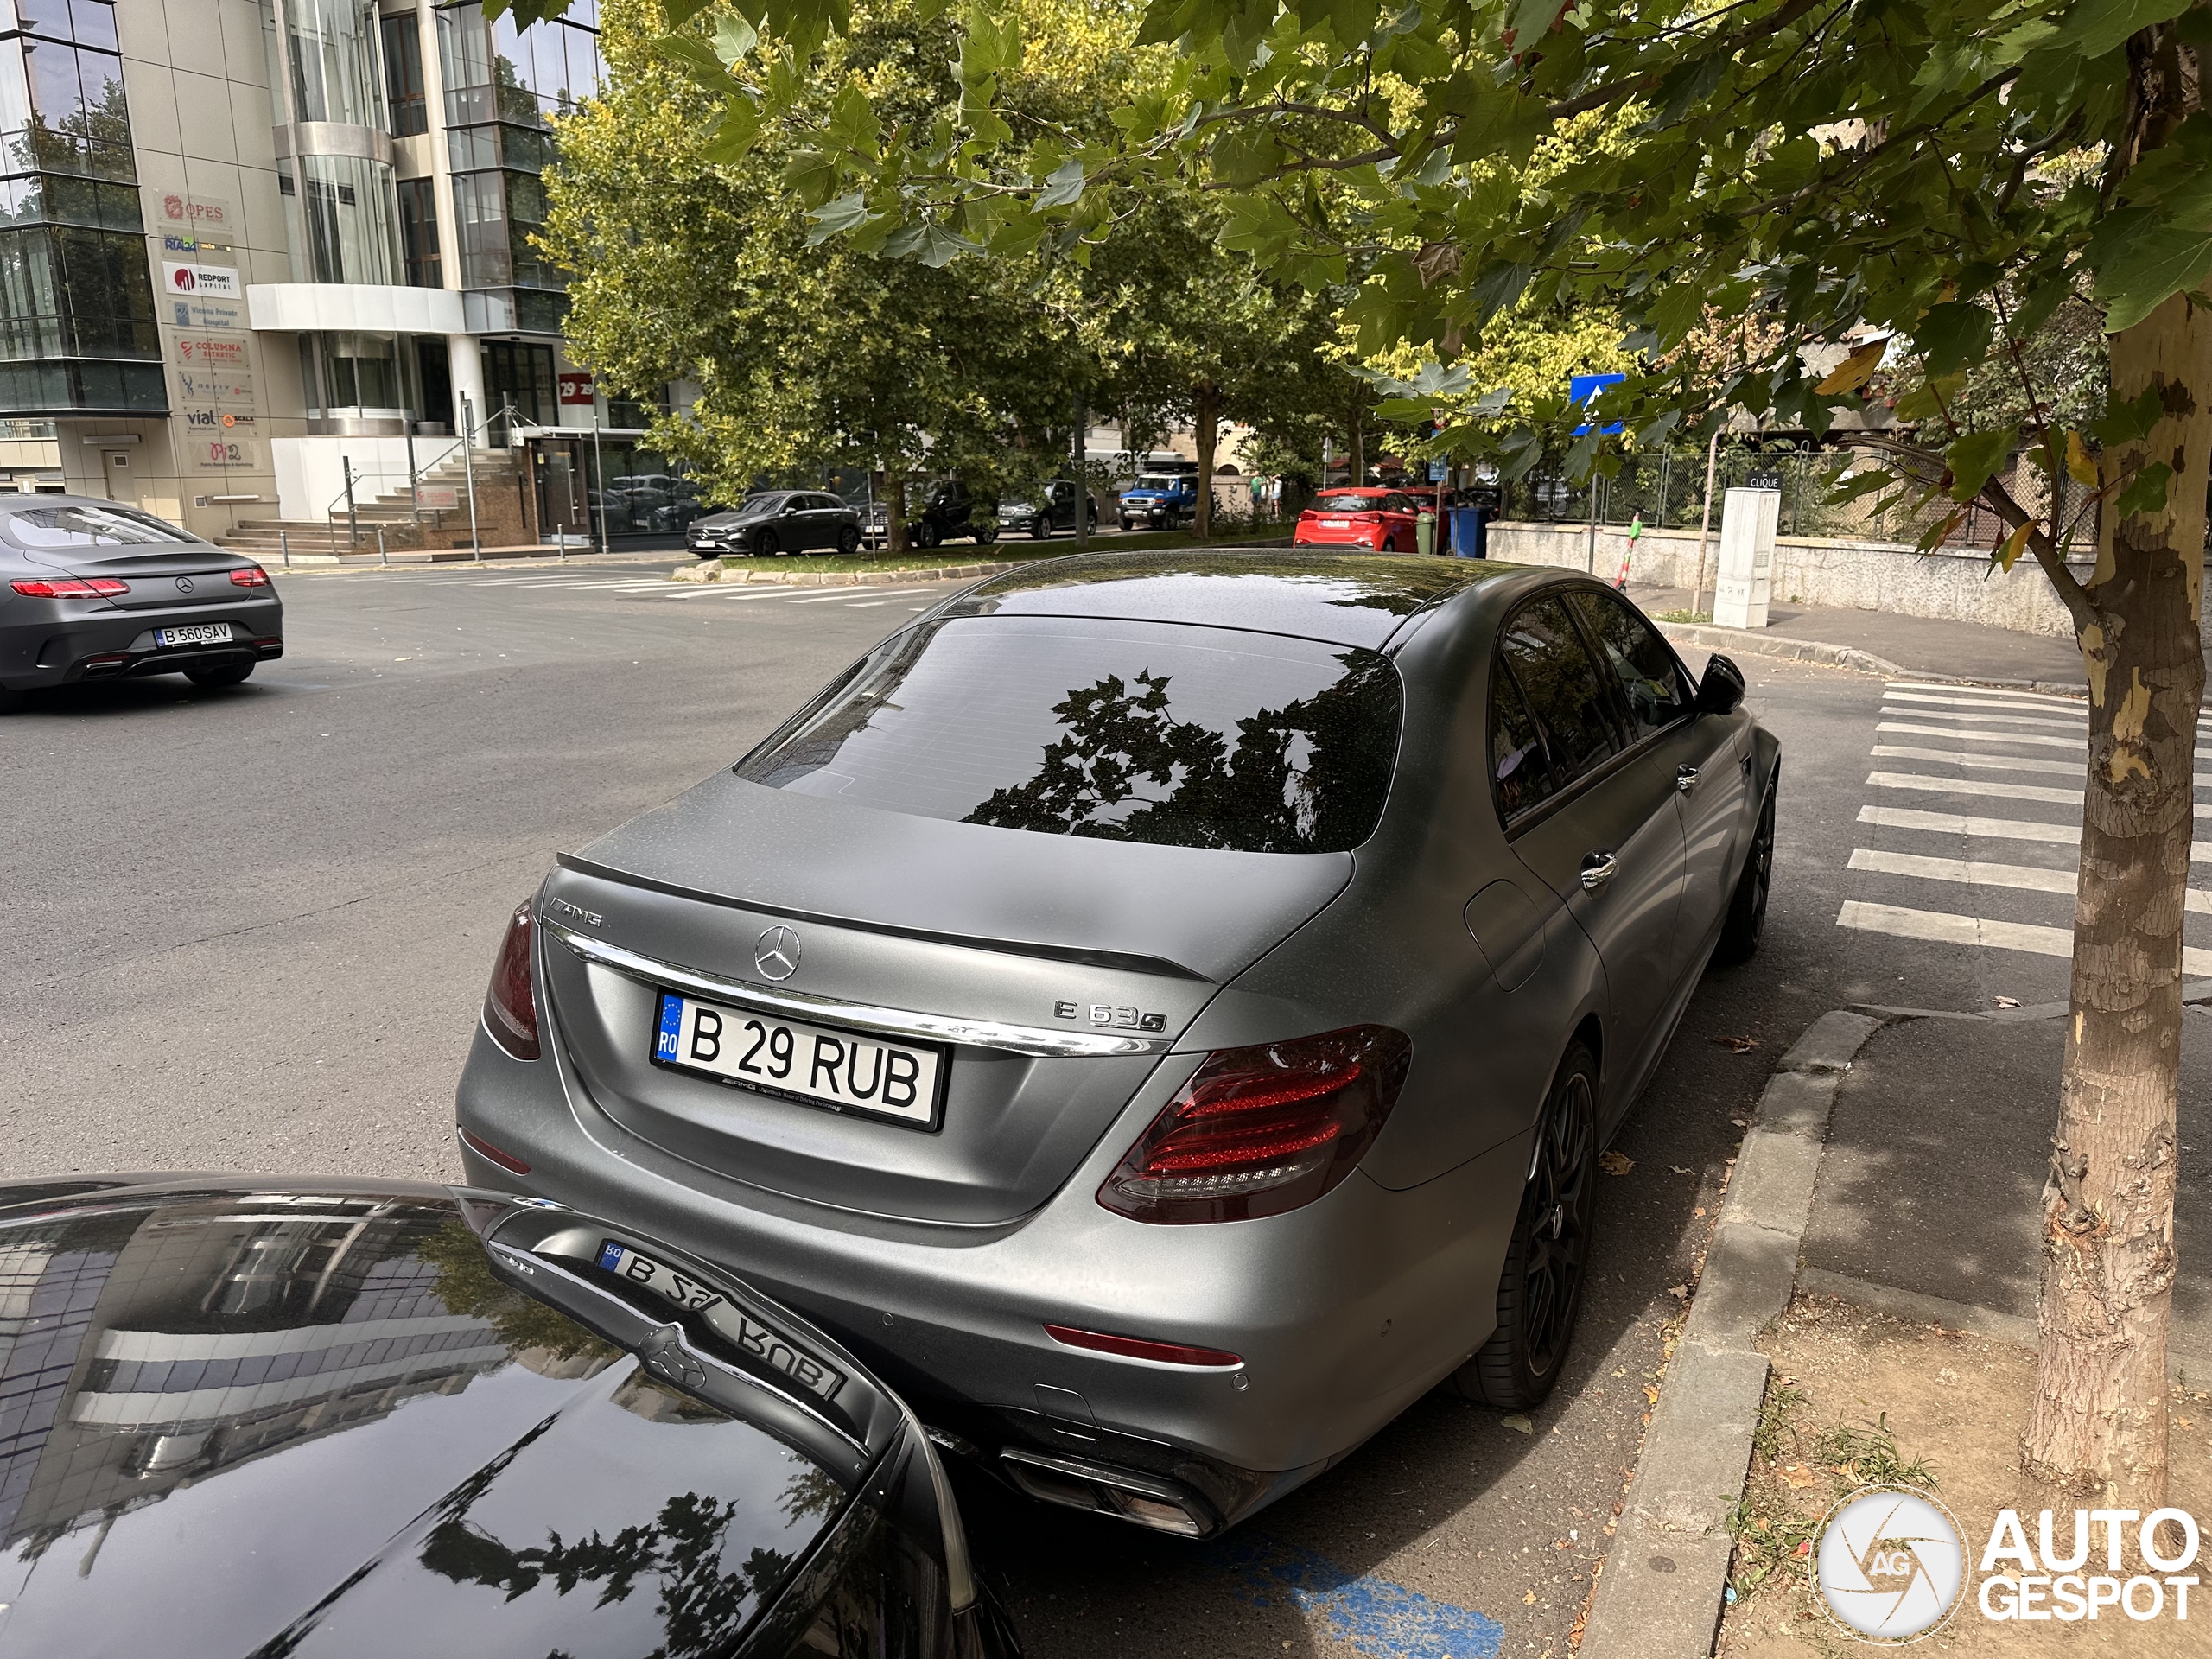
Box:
[1811,1486,2202,1642]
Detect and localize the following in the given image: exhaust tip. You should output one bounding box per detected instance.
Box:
[998,1446,1216,1537]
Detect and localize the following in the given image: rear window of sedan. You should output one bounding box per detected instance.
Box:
[738,616,1403,853]
[1309,493,1385,512]
[4,505,194,546]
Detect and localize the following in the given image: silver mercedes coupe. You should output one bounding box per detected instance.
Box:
[456,551,1778,1538]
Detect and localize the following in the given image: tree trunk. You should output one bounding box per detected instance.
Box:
[2023,287,2211,1509]
[1350,402,1366,485]
[1193,381,1219,542]
[885,472,908,556]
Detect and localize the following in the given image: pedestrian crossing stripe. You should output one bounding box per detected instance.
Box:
[1871,745,2212,786]
[1847,848,2212,912]
[1884,681,2087,709]
[1867,770,2212,815]
[1883,689,2085,717]
[1855,804,2212,861]
[1837,899,2212,976]
[1873,720,2212,760]
[1878,703,2082,731]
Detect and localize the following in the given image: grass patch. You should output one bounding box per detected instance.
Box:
[1654,608,1713,624]
[708,524,1291,579]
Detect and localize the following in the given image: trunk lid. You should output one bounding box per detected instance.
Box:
[543,772,1352,1225]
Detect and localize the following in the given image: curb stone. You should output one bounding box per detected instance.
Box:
[1580,1010,1888,1659]
[1656,620,2088,698]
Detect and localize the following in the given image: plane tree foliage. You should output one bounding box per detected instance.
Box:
[508,0,2212,1510]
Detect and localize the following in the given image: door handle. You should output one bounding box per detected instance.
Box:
[1579,851,1619,893]
[1675,765,1700,794]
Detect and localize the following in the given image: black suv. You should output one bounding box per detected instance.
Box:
[909,480,999,548]
[996,479,1098,540]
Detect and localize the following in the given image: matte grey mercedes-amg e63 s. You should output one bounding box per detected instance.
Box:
[457,550,1778,1539]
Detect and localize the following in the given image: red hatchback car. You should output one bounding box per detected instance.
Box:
[1292,487,1425,551]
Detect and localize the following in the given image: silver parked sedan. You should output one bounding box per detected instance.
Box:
[457,551,1778,1538]
[0,496,283,709]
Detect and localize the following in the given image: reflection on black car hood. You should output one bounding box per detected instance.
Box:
[0,1179,860,1657]
[945,551,1519,649]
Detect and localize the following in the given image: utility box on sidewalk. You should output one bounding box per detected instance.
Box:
[1713,486,1779,629]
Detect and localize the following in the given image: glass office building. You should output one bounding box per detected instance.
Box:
[0,0,679,543]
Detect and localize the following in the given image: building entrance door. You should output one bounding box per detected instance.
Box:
[102,448,140,507]
[532,439,587,539]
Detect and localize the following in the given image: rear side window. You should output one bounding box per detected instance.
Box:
[1568,590,1690,742]
[738,617,1403,854]
[1490,669,1555,823]
[1499,598,1621,786]
[4,505,194,546]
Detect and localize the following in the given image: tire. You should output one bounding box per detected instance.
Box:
[974,523,999,545]
[185,661,255,690]
[914,521,940,550]
[1118,517,1133,532]
[1713,768,1777,966]
[753,529,779,556]
[1454,1044,1599,1410]
[836,525,862,556]
[1031,516,1051,540]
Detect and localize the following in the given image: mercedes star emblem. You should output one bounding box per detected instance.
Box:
[753,925,801,982]
[639,1325,706,1390]
[175,575,194,594]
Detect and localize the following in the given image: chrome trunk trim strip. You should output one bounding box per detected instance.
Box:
[542,922,1170,1058]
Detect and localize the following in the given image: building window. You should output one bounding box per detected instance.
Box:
[380,12,426,137]
[294,151,400,285]
[285,0,384,129]
[0,3,160,417]
[396,177,441,286]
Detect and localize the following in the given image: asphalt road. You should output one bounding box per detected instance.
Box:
[0,558,2053,1658]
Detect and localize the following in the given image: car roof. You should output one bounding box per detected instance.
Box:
[1314,486,1395,496]
[942,550,1522,648]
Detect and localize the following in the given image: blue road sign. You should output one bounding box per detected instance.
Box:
[1571,372,1625,435]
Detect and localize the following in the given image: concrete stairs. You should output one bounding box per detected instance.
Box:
[213,450,526,561]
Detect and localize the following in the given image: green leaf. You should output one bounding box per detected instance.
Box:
[701,101,763,166]
[655,33,737,89]
[2089,385,2165,447]
[1946,428,2017,502]
[2052,0,2197,61]
[1037,156,1087,209]
[2114,459,2176,517]
[2094,222,2212,331]
[782,148,840,207]
[1915,303,1997,378]
[1994,520,2031,572]
[806,191,870,245]
[712,12,760,65]
[1893,370,1967,423]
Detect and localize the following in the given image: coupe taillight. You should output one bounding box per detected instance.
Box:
[229,565,270,588]
[483,899,541,1060]
[1098,1026,1410,1224]
[11,576,128,597]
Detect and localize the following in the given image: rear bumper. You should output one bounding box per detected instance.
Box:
[0,597,283,690]
[454,1014,1522,1529]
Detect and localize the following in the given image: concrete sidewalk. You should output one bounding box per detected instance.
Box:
[1624,577,2089,688]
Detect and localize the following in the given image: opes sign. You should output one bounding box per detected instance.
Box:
[159,193,232,232]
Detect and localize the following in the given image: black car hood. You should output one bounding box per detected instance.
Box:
[0,1180,872,1659]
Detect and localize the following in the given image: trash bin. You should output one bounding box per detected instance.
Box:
[1414,508,1436,557]
[1449,506,1489,557]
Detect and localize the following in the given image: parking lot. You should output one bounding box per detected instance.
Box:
[0,560,2041,1657]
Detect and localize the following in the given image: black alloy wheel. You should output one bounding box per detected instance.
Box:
[186,662,255,689]
[752,528,779,556]
[836,525,862,556]
[1118,516,1134,531]
[1456,1044,1599,1409]
[914,521,940,550]
[1031,514,1050,539]
[975,523,999,544]
[1714,769,1777,964]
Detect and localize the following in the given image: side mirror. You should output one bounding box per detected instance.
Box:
[1696,653,1746,717]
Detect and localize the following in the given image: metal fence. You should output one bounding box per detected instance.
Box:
[1501,447,2091,553]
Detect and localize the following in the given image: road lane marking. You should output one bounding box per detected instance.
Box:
[1847,847,2212,912]
[1856,804,2212,861]
[1866,770,2082,806]
[1883,690,2085,717]
[1876,702,2082,730]
[1874,721,2212,760]
[1884,681,2088,709]
[1869,745,2212,786]
[1837,899,2212,975]
[783,588,897,603]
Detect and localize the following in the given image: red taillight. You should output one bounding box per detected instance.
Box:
[229,565,270,588]
[482,899,541,1060]
[461,1128,531,1176]
[1098,1025,1411,1224]
[1044,1324,1243,1368]
[11,576,128,597]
